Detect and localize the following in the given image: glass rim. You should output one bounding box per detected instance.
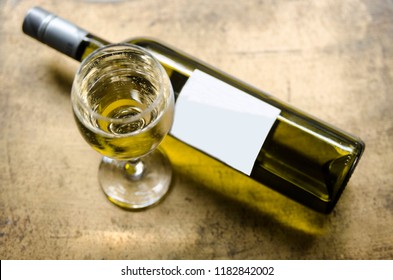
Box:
[71,43,168,124]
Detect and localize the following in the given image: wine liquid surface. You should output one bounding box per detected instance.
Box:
[74,73,172,160]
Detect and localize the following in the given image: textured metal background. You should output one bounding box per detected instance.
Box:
[1,0,392,259]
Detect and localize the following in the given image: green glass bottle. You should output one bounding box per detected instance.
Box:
[23,7,365,213]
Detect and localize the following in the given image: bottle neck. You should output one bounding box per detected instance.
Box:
[75,34,110,61]
[22,7,110,62]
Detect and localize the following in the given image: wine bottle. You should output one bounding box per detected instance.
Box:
[22,7,365,213]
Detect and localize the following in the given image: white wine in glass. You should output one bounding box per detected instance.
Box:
[71,43,175,209]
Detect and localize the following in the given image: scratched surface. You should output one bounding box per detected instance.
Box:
[1,0,392,259]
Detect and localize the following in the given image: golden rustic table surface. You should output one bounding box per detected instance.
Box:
[1,0,392,260]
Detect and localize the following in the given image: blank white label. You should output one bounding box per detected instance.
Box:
[171,69,281,175]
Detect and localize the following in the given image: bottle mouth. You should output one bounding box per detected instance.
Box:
[72,43,168,125]
[22,6,53,40]
[23,6,90,59]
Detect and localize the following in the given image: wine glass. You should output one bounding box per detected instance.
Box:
[71,43,174,209]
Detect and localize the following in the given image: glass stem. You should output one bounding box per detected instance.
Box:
[124,159,145,181]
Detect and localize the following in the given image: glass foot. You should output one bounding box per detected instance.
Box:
[98,148,172,210]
